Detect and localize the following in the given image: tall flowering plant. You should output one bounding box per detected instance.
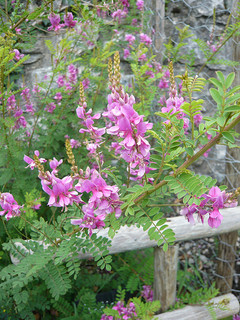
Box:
[1,0,240,317]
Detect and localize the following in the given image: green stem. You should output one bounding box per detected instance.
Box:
[147,203,185,207]
[198,26,239,75]
[134,113,240,205]
[20,215,58,247]
[2,218,25,258]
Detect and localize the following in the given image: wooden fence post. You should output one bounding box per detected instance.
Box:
[216,0,240,293]
[145,0,165,62]
[216,231,238,293]
[154,245,179,312]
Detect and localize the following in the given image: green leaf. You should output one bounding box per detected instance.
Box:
[106,264,112,271]
[163,243,168,252]
[209,88,222,106]
[216,71,225,84]
[224,105,240,112]
[186,147,194,156]
[217,116,225,127]
[225,72,235,89]
[143,221,152,231]
[226,93,240,105]
[222,132,235,143]
[27,7,44,20]
[209,78,223,90]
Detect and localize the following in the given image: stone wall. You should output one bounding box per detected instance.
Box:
[22,0,239,183]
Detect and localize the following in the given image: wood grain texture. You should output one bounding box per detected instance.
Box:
[76,206,240,258]
[153,293,240,320]
[216,231,238,293]
[11,206,240,263]
[154,245,178,312]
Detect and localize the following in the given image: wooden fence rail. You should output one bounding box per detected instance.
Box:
[11,206,240,318]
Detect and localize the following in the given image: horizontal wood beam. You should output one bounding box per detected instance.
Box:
[76,206,240,258]
[153,293,240,320]
[11,206,240,263]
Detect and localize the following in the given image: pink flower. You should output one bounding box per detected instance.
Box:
[131,18,138,26]
[68,64,78,84]
[64,12,77,28]
[125,34,135,45]
[194,113,203,126]
[136,0,144,11]
[57,75,65,87]
[69,138,81,148]
[45,102,56,113]
[71,213,105,237]
[48,13,64,32]
[32,84,41,94]
[141,285,153,302]
[13,49,24,61]
[7,95,17,111]
[15,28,21,35]
[124,48,130,59]
[41,175,81,208]
[82,78,90,89]
[208,186,224,209]
[138,53,147,61]
[21,87,31,101]
[49,157,63,173]
[111,9,128,23]
[139,33,152,46]
[24,150,47,170]
[120,0,130,7]
[208,208,223,228]
[54,92,62,103]
[0,193,21,220]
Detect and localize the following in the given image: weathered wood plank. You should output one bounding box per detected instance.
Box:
[11,206,240,263]
[153,293,240,320]
[154,245,178,312]
[76,206,240,258]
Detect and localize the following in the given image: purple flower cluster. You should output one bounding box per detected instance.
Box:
[141,285,153,302]
[123,32,153,61]
[0,193,21,220]
[56,64,83,96]
[48,12,77,32]
[180,186,237,228]
[101,301,137,320]
[136,0,144,11]
[112,9,128,23]
[103,85,153,180]
[24,151,122,236]
[24,153,82,208]
[76,92,105,159]
[71,169,122,236]
[6,93,28,131]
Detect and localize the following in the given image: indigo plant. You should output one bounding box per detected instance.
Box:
[0,0,240,318]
